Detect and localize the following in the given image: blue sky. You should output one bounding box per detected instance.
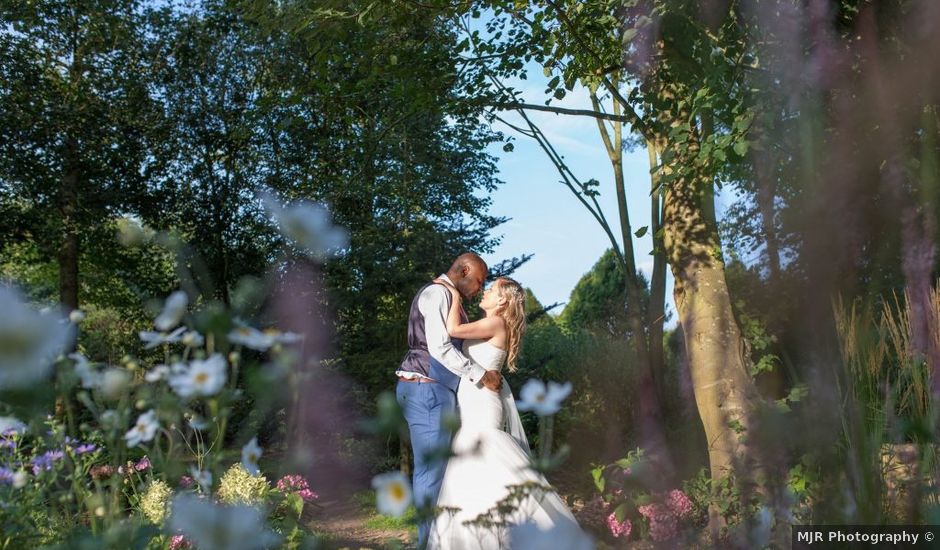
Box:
[477,77,678,326]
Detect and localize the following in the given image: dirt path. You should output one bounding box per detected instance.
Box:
[307,491,415,550]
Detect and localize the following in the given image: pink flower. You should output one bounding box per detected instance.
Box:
[178,475,194,489]
[638,502,678,541]
[607,512,632,538]
[169,535,190,549]
[276,474,319,502]
[666,489,692,519]
[135,456,151,472]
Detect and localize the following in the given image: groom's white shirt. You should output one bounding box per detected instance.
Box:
[396,274,487,386]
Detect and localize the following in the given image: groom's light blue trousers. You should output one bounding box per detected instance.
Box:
[396,379,457,548]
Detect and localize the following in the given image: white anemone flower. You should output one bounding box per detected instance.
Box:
[228,326,302,351]
[125,410,159,447]
[154,290,188,331]
[98,368,131,400]
[169,354,227,398]
[168,494,280,550]
[517,379,573,417]
[260,191,349,261]
[69,352,102,389]
[0,416,26,434]
[189,466,213,493]
[144,365,171,383]
[0,286,73,390]
[139,326,186,349]
[181,330,204,348]
[371,471,413,517]
[241,437,263,476]
[509,521,594,550]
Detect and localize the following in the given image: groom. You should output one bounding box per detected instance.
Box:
[396,252,503,547]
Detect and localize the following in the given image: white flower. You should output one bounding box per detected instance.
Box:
[68,309,85,324]
[98,368,131,400]
[227,326,300,352]
[12,470,27,488]
[517,379,573,416]
[260,191,348,261]
[144,365,171,383]
[0,416,26,434]
[69,352,102,389]
[509,521,594,550]
[139,326,186,349]
[169,354,227,398]
[0,286,73,389]
[371,471,412,517]
[154,290,188,331]
[181,330,204,348]
[125,410,159,447]
[187,414,208,430]
[168,494,280,550]
[241,437,262,476]
[190,466,213,493]
[227,326,274,351]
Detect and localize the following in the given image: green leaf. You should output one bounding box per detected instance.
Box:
[502,142,514,153]
[591,466,606,492]
[547,75,560,89]
[733,140,749,156]
[634,226,648,238]
[613,502,630,522]
[621,28,638,43]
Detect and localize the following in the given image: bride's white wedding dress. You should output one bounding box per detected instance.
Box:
[427,339,581,549]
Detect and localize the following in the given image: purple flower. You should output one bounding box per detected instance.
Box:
[135,456,151,471]
[0,467,13,485]
[31,450,64,474]
[74,443,97,455]
[0,438,16,451]
[178,475,194,489]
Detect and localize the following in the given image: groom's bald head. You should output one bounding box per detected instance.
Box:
[447,253,488,299]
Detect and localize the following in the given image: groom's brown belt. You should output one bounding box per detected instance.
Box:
[398,375,436,384]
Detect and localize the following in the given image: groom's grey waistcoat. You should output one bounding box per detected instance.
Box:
[399,282,464,388]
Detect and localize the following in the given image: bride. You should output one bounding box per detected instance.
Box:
[426,276,582,549]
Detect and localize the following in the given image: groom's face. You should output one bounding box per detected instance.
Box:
[456,263,487,300]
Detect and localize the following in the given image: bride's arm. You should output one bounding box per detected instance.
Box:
[434,278,502,339]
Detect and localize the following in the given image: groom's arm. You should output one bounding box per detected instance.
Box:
[419,285,488,385]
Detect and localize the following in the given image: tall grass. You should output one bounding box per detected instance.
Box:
[832,287,940,522]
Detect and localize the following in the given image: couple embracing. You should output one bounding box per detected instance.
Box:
[396,253,582,549]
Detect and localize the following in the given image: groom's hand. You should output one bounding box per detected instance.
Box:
[481,370,502,392]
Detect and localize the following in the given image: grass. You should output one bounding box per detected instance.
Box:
[352,490,417,531]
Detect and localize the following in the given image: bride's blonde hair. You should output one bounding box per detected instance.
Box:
[493,277,526,372]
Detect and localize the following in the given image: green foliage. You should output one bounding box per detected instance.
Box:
[559,248,648,336]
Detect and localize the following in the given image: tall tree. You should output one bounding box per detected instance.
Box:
[0,0,162,310]
[460,0,765,527]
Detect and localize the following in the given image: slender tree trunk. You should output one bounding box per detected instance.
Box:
[591,93,674,478]
[647,140,667,382]
[59,142,80,312]
[754,149,781,280]
[661,125,760,536]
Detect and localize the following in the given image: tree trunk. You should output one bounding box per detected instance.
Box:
[661,130,760,536]
[647,140,667,382]
[591,93,674,479]
[59,137,80,312]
